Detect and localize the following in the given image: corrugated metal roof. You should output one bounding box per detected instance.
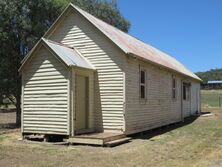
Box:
[43,38,95,70]
[19,38,95,72]
[207,80,222,84]
[71,4,201,81]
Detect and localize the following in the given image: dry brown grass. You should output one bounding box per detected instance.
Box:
[0,107,222,167]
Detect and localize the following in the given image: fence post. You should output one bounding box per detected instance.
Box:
[219,96,221,108]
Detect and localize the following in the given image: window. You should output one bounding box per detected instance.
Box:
[183,85,186,100]
[172,76,176,99]
[183,83,190,100]
[140,70,146,99]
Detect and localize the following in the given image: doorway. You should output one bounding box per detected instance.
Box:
[75,75,89,134]
[182,82,191,118]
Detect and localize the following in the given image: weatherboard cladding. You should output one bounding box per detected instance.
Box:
[125,58,183,134]
[191,82,201,114]
[183,99,191,118]
[49,10,126,130]
[125,58,201,134]
[22,46,69,135]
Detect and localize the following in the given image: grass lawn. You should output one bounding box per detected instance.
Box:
[201,89,222,107]
[0,107,222,167]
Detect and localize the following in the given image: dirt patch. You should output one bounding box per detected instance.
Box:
[0,109,16,134]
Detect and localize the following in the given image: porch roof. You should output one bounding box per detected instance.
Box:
[43,38,95,70]
[19,38,95,72]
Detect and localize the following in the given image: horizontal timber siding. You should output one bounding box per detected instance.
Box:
[191,82,201,115]
[22,46,69,135]
[125,58,183,134]
[49,10,126,131]
[182,100,191,118]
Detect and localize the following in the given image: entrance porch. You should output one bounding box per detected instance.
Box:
[68,132,131,146]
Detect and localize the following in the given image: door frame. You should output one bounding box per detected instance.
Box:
[75,74,89,134]
[181,80,184,121]
[70,67,95,136]
[181,81,191,120]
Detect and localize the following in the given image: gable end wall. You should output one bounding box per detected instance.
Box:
[48,10,126,131]
[22,46,69,135]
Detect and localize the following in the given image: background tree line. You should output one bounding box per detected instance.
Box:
[0,0,130,126]
[196,68,222,84]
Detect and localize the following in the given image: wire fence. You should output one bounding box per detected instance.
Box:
[201,90,222,108]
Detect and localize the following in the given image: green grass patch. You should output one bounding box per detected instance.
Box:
[0,104,16,109]
[0,135,7,142]
[201,90,222,107]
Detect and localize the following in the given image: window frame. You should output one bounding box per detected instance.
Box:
[139,68,146,100]
[172,75,177,100]
[183,83,190,101]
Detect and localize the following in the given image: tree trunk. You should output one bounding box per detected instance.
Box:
[16,74,21,127]
[16,100,21,127]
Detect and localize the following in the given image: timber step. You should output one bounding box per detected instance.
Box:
[104,137,131,147]
[68,132,129,146]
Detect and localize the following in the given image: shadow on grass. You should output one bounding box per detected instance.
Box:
[0,108,16,113]
[130,116,199,140]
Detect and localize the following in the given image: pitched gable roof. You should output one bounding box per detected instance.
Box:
[68,4,200,81]
[19,38,94,72]
[37,3,200,81]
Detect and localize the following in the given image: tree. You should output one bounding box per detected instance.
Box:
[0,0,66,126]
[196,68,222,84]
[70,0,130,32]
[0,0,130,126]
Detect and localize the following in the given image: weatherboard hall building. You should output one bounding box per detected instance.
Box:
[19,3,201,145]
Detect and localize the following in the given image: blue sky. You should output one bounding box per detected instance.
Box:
[118,0,222,72]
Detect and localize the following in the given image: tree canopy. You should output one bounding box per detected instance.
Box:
[0,0,130,126]
[71,0,130,32]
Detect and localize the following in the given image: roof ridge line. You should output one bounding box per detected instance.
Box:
[70,3,158,53]
[70,4,129,35]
